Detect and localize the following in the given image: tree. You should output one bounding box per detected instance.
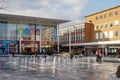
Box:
[0,0,8,10]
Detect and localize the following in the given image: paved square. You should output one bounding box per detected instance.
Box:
[0,56,119,80]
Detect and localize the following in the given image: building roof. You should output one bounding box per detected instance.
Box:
[0,13,70,26]
[60,22,85,31]
[85,5,120,17]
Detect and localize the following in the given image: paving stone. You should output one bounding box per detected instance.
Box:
[0,57,119,80]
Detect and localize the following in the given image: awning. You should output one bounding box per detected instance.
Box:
[0,13,70,26]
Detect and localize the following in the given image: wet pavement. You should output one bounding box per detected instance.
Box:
[0,56,119,80]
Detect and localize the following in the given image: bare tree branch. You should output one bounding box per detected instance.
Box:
[0,0,8,10]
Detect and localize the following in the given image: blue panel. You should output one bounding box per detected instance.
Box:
[0,50,3,55]
[2,44,8,52]
[0,40,16,44]
[0,40,17,54]
[24,28,30,35]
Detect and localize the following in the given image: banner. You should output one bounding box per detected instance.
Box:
[17,28,24,35]
[30,29,35,35]
[24,28,30,35]
[36,29,40,35]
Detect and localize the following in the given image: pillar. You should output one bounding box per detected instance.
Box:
[69,28,71,53]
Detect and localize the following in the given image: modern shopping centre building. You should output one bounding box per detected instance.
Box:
[60,5,120,56]
[0,13,69,54]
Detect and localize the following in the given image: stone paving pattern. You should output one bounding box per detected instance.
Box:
[0,57,119,80]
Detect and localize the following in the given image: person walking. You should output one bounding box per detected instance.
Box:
[70,52,73,60]
[11,51,15,57]
[35,51,38,58]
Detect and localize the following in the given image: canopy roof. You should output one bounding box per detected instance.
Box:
[0,13,70,26]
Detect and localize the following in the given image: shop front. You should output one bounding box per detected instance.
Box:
[21,40,39,53]
[0,40,18,55]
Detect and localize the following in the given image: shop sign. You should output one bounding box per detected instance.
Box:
[21,41,39,44]
[0,40,16,44]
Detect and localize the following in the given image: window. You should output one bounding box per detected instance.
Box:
[115,11,118,15]
[79,34,82,40]
[109,12,112,17]
[104,14,107,18]
[109,22,113,27]
[100,32,103,39]
[96,25,99,29]
[109,31,113,38]
[100,15,103,19]
[114,30,118,37]
[104,23,108,28]
[114,20,119,26]
[104,32,108,38]
[100,25,103,29]
[96,16,98,20]
[95,33,99,39]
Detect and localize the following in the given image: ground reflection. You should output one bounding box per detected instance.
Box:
[0,57,119,80]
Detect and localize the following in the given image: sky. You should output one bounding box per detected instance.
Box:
[0,0,120,28]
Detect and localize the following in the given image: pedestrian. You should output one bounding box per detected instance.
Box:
[70,53,73,60]
[96,51,102,62]
[11,51,15,57]
[40,50,44,56]
[35,51,38,58]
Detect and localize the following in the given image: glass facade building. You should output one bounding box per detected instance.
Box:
[0,13,69,55]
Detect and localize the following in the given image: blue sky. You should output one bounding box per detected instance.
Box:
[1,0,120,27]
[82,0,120,16]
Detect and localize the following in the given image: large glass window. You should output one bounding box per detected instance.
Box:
[8,23,17,40]
[0,22,8,39]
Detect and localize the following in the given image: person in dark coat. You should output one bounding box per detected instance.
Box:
[11,51,15,57]
[70,53,73,60]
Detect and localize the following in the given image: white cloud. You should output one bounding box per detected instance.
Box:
[1,0,88,27]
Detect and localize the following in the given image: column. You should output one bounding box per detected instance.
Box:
[53,24,57,42]
[19,23,22,53]
[105,47,108,56]
[57,25,59,53]
[74,27,76,43]
[40,28,42,52]
[69,28,71,53]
